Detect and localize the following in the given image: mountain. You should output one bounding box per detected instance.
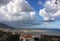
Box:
[0,23,14,29]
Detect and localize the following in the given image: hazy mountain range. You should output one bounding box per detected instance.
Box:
[0,23,14,29]
[0,22,60,30]
[0,22,60,36]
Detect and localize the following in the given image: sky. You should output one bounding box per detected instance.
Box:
[0,0,60,29]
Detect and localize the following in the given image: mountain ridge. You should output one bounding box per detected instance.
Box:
[0,23,14,29]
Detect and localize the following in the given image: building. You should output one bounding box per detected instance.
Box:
[19,30,60,41]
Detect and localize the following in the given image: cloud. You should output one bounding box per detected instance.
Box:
[0,0,10,6]
[38,1,43,6]
[39,0,60,21]
[0,0,34,22]
[0,0,41,28]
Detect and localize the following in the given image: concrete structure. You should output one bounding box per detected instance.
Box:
[0,28,60,41]
[19,30,60,41]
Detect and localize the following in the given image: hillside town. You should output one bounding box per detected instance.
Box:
[0,0,60,41]
[0,27,60,41]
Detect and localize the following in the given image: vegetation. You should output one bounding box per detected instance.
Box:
[6,34,19,41]
[0,30,19,41]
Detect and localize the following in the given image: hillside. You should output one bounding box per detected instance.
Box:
[0,23,14,29]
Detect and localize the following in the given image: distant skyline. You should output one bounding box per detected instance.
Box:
[0,0,60,29]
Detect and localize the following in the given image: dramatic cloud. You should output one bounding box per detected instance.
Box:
[39,0,60,21]
[0,0,42,28]
[0,0,34,22]
[0,0,10,6]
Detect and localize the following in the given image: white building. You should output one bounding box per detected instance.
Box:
[19,30,60,41]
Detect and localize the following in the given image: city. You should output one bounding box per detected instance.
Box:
[0,0,60,41]
[0,28,60,41]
